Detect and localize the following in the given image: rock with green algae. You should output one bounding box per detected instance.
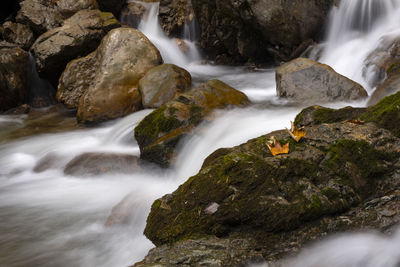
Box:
[135,113,400,266]
[294,91,400,138]
[143,119,399,246]
[134,79,249,167]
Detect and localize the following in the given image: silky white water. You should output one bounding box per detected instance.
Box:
[1,0,399,266]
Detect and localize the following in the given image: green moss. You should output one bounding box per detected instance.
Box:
[324,139,394,196]
[386,62,400,75]
[361,91,400,137]
[294,106,366,126]
[153,199,161,209]
[134,106,183,147]
[321,187,341,199]
[188,105,203,125]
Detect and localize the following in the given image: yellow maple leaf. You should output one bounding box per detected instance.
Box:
[286,121,306,142]
[266,136,290,156]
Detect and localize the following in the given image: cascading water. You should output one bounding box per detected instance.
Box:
[1,0,400,266]
[318,0,400,92]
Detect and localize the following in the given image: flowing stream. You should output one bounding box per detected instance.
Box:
[0,0,399,266]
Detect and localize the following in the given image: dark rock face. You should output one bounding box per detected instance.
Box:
[16,0,99,35]
[158,0,195,38]
[64,153,141,176]
[120,2,146,28]
[0,0,20,23]
[276,58,368,103]
[191,0,335,64]
[137,92,400,265]
[30,9,120,86]
[0,21,35,50]
[97,0,126,18]
[0,42,29,111]
[138,64,192,108]
[134,79,249,167]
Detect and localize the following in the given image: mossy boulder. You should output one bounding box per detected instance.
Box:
[138,64,192,108]
[31,9,120,86]
[276,58,368,104]
[294,91,400,138]
[72,27,163,124]
[144,120,399,246]
[134,79,249,167]
[368,66,400,106]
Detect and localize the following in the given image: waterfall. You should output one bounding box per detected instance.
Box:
[135,1,201,68]
[319,0,400,92]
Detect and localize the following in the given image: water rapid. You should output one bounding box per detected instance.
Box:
[1,0,400,266]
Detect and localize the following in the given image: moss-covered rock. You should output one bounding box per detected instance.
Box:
[144,120,398,246]
[362,91,400,137]
[134,79,249,167]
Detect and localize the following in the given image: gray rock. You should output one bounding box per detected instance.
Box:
[64,152,141,176]
[76,27,163,124]
[30,9,120,86]
[138,64,192,108]
[0,21,35,50]
[120,2,146,28]
[276,58,368,103]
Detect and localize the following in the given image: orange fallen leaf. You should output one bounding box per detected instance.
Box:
[286,121,306,142]
[266,136,290,156]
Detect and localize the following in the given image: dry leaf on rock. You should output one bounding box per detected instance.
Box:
[267,136,289,156]
[286,121,306,142]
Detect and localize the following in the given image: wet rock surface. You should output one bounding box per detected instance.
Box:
[30,9,120,86]
[0,42,29,112]
[276,58,368,103]
[137,92,400,266]
[134,79,249,167]
[191,0,335,64]
[64,153,141,177]
[76,27,163,124]
[158,0,195,38]
[138,64,192,108]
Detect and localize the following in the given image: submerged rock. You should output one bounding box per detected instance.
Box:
[0,21,35,50]
[138,64,192,108]
[64,153,141,176]
[191,0,335,64]
[75,27,163,124]
[31,9,120,86]
[105,192,140,226]
[134,79,249,167]
[276,58,368,103]
[0,42,29,112]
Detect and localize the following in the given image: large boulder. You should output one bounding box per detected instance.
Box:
[0,21,35,50]
[134,79,249,167]
[191,0,335,64]
[138,64,192,108]
[16,0,99,35]
[137,94,400,265]
[30,9,120,86]
[0,42,29,112]
[75,27,163,123]
[368,69,400,106]
[276,58,368,103]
